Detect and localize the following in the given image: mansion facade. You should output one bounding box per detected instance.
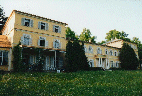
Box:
[0,10,139,71]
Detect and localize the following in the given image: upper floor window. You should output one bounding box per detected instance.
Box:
[21,18,33,27]
[53,25,61,33]
[21,34,32,45]
[114,51,117,56]
[0,51,8,65]
[84,45,87,53]
[38,37,48,47]
[88,46,93,53]
[110,50,113,56]
[97,48,102,54]
[38,22,48,30]
[53,39,61,49]
[105,49,108,55]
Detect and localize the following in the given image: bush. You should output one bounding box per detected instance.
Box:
[89,67,104,71]
[109,67,123,70]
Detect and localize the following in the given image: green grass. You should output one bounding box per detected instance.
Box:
[0,70,142,96]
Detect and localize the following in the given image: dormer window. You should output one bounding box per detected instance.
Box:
[21,18,33,27]
[53,25,61,33]
[38,22,48,30]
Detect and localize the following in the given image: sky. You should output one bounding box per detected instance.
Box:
[0,0,142,42]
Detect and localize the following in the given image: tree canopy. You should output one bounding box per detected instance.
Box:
[119,43,139,70]
[66,27,78,40]
[79,28,97,43]
[105,29,129,41]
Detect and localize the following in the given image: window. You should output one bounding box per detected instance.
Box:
[110,61,113,67]
[97,48,101,54]
[21,34,32,45]
[21,18,33,27]
[116,62,118,67]
[88,46,93,53]
[53,39,60,49]
[105,49,108,55]
[84,45,87,53]
[38,37,48,47]
[53,25,61,33]
[110,50,113,56]
[0,51,8,65]
[89,60,94,67]
[114,51,117,56]
[38,22,48,30]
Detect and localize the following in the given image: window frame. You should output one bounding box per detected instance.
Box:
[38,36,48,47]
[88,46,93,53]
[53,39,61,49]
[53,25,61,33]
[21,34,32,46]
[21,18,33,27]
[0,51,8,66]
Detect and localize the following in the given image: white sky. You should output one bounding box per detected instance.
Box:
[0,0,142,42]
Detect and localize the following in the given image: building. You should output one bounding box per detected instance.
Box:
[0,10,139,71]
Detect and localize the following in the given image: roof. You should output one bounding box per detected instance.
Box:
[0,35,11,48]
[13,10,68,25]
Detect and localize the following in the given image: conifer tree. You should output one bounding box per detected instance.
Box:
[0,6,7,32]
[119,43,139,70]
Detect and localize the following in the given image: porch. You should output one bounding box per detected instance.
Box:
[21,46,66,71]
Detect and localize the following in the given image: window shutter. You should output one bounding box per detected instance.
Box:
[59,42,61,49]
[45,23,48,30]
[53,40,55,48]
[38,39,40,46]
[21,36,24,45]
[53,25,55,32]
[38,22,41,29]
[30,19,33,27]
[59,27,61,33]
[21,18,25,26]
[29,38,32,45]
[45,40,48,47]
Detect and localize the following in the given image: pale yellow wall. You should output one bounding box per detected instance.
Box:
[13,29,66,49]
[2,12,15,44]
[84,43,120,67]
[14,12,66,38]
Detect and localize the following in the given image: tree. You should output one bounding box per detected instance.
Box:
[65,41,74,72]
[12,43,22,72]
[66,27,78,40]
[79,28,97,43]
[0,6,8,32]
[65,40,89,72]
[98,40,106,45]
[119,43,139,70]
[105,29,129,41]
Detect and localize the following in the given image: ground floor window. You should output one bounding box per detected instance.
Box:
[0,51,8,65]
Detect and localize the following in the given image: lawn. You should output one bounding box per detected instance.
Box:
[0,70,142,96]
